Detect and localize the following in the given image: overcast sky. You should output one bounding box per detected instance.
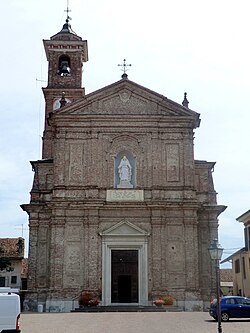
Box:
[1,0,249,264]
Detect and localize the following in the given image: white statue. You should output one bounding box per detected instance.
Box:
[118,156,132,187]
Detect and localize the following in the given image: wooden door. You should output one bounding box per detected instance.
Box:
[111,250,138,303]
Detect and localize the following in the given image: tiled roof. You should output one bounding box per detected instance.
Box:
[0,238,24,258]
[220,268,233,282]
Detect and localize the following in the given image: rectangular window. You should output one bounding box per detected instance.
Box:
[225,298,235,304]
[11,276,17,284]
[235,259,240,273]
[0,276,5,287]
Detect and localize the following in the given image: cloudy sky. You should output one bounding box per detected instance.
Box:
[1,0,249,263]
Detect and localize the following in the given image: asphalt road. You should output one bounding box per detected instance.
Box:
[20,312,250,333]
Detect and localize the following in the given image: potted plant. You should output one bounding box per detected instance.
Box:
[88,299,100,307]
[153,299,165,307]
[78,291,100,307]
[162,295,175,306]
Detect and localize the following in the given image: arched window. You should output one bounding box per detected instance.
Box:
[58,55,71,76]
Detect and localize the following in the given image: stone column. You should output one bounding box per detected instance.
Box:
[28,215,39,290]
[37,220,50,289]
[54,129,66,187]
[151,132,160,186]
[198,205,226,301]
[184,221,199,289]
[86,208,99,291]
[151,209,162,295]
[183,131,195,188]
[49,218,65,291]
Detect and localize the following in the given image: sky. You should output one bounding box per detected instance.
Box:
[1,0,249,264]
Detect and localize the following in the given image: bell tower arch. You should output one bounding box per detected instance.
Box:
[42,17,88,158]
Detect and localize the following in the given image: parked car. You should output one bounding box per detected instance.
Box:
[209,296,250,321]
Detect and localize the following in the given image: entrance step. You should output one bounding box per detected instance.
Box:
[72,305,180,312]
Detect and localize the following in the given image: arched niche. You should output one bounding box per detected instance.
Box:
[108,134,144,189]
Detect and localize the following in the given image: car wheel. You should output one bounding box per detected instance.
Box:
[221,312,229,322]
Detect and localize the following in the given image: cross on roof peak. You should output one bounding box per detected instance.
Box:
[118,59,132,76]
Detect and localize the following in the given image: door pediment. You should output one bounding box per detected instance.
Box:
[99,220,150,237]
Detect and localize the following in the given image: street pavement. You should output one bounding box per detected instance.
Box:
[20,312,250,333]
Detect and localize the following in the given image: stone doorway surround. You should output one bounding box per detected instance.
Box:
[99,220,150,306]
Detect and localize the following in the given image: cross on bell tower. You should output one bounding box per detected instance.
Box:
[64,0,72,22]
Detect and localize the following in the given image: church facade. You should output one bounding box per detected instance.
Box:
[21,18,226,312]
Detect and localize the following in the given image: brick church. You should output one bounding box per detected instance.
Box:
[21,16,226,312]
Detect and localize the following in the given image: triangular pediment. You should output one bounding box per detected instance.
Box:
[55,78,200,128]
[100,220,150,237]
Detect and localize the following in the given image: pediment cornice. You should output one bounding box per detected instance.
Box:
[99,219,150,237]
[53,79,200,128]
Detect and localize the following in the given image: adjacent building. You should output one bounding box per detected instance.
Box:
[0,238,25,289]
[21,17,226,312]
[222,210,250,297]
[220,268,233,296]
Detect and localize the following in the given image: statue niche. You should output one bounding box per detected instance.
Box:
[115,153,135,189]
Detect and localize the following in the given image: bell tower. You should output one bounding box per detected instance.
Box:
[42,17,88,158]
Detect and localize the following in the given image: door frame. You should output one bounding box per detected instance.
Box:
[100,220,149,306]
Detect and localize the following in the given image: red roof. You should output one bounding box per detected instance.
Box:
[0,238,24,258]
[220,269,233,282]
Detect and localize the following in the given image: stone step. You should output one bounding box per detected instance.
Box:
[71,305,180,313]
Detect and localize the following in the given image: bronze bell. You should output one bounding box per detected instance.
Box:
[60,61,70,75]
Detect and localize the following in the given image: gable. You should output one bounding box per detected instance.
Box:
[55,78,200,128]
